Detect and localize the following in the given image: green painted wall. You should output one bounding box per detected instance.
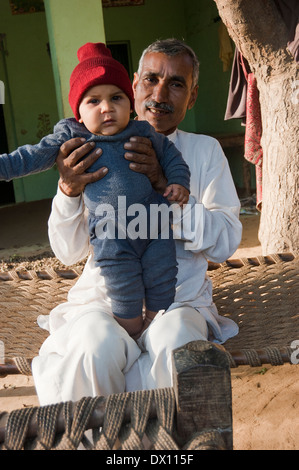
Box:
[103,0,244,136]
[103,0,186,80]
[0,0,106,203]
[102,0,197,133]
[44,0,106,119]
[0,1,59,202]
[102,0,249,190]
[0,0,251,203]
[183,0,249,190]
[183,0,242,135]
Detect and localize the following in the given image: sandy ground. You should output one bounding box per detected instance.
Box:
[0,200,298,450]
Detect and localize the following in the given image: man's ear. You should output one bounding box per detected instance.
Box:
[187,85,198,110]
[132,72,139,96]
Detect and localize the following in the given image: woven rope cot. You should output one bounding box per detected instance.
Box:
[0,386,228,451]
[0,252,298,450]
[210,252,299,367]
[0,252,298,372]
[0,342,232,450]
[0,266,82,365]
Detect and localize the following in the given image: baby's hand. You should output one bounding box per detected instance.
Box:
[163,184,189,207]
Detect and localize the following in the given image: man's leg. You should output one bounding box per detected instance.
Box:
[32,310,142,405]
[138,305,209,390]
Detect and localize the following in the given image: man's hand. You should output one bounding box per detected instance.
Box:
[163,184,189,207]
[57,138,108,197]
[124,136,167,194]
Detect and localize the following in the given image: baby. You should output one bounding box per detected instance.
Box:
[0,42,190,338]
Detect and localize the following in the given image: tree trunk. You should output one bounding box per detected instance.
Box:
[214,0,299,255]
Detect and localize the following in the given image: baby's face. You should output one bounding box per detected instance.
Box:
[79,84,132,135]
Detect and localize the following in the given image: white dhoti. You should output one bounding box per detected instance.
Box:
[32,305,209,405]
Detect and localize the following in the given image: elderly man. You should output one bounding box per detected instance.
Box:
[32,39,242,405]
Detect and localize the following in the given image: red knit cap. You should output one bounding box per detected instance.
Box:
[69,42,134,121]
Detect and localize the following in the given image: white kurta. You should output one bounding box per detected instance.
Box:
[32,130,242,405]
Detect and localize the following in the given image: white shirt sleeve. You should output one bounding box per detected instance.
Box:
[48,186,90,265]
[172,134,242,262]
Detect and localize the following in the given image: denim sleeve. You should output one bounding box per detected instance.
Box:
[0,119,72,181]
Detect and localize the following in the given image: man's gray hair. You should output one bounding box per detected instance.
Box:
[137,38,199,89]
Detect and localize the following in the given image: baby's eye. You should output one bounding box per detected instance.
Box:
[112,95,122,101]
[88,98,99,104]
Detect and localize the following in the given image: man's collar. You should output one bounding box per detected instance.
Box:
[166,128,178,143]
[134,116,178,142]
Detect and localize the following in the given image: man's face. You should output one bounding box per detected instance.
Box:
[133,52,198,135]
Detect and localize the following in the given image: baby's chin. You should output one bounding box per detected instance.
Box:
[87,124,127,136]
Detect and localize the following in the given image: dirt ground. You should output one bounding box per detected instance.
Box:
[0,200,298,450]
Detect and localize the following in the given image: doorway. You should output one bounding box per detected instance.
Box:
[107,41,132,77]
[0,104,15,205]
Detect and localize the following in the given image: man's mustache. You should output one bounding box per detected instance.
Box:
[145,101,174,113]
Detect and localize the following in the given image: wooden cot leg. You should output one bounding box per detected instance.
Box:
[172,340,233,450]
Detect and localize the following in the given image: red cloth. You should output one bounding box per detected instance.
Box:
[244,72,263,209]
[69,42,134,121]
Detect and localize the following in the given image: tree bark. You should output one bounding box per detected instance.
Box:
[214,0,299,255]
